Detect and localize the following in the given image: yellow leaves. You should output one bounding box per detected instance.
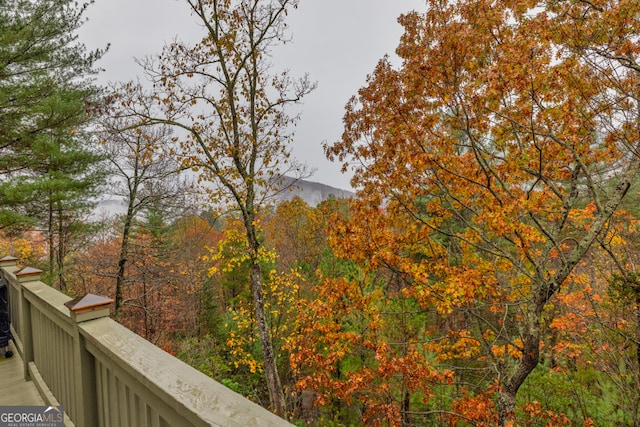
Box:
[427,329,482,362]
[225,307,264,373]
[203,217,264,276]
[491,338,523,359]
[0,234,46,265]
[219,240,304,377]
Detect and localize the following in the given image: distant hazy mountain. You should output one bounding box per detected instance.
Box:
[94,177,353,218]
[93,198,128,219]
[275,176,354,207]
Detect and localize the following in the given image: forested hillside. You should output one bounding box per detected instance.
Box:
[1,0,639,426]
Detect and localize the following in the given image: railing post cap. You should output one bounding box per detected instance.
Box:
[15,266,43,282]
[64,293,113,322]
[0,255,19,267]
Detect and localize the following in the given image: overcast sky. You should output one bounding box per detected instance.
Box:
[80,0,425,191]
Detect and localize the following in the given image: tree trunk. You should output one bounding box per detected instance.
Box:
[143,276,149,339]
[115,200,135,317]
[498,336,540,425]
[498,389,516,427]
[402,388,411,427]
[250,262,285,417]
[497,289,546,426]
[636,292,640,368]
[498,343,540,425]
[48,193,56,288]
[56,203,66,291]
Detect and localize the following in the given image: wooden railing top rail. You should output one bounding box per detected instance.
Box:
[81,317,287,427]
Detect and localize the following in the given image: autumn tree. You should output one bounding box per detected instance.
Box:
[114,0,315,415]
[99,118,191,314]
[167,214,222,336]
[68,210,218,348]
[588,211,640,424]
[327,0,640,424]
[289,199,464,426]
[67,222,120,297]
[202,214,307,410]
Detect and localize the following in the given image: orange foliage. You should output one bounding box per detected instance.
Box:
[521,401,571,427]
[69,216,221,346]
[449,386,499,427]
[290,275,453,426]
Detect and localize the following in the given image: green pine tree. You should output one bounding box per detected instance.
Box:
[0,0,107,286]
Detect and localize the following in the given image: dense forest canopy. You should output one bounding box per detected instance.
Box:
[1,0,639,425]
